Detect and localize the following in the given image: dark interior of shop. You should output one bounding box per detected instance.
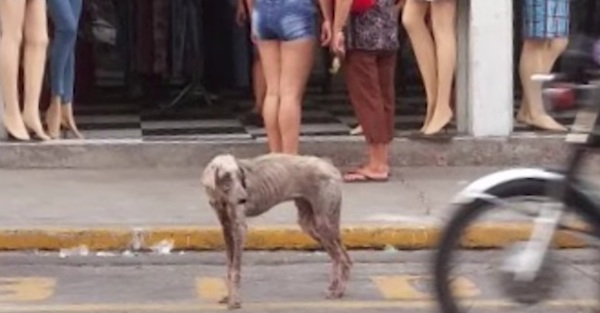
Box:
[46,0,600,141]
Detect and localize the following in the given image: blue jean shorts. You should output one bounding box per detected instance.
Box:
[252,0,318,41]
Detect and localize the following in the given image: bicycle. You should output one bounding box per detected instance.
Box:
[433,35,600,313]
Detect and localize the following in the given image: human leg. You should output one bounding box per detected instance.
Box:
[22,0,50,141]
[342,50,389,182]
[256,41,283,153]
[277,1,319,154]
[0,0,29,140]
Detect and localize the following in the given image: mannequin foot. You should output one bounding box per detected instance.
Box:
[61,104,84,140]
[520,113,567,132]
[22,112,51,141]
[45,101,62,139]
[2,114,30,141]
[422,106,453,135]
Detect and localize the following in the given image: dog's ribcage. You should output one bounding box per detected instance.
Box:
[242,155,342,218]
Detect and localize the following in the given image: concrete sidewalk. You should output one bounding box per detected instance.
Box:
[0,166,596,251]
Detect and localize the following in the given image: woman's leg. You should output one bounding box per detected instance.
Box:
[279,38,316,154]
[423,0,456,135]
[61,0,84,139]
[342,51,388,181]
[22,0,50,141]
[252,53,266,114]
[0,0,29,140]
[402,0,436,132]
[256,40,283,153]
[376,52,398,172]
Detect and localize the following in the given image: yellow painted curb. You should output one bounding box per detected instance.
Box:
[0,223,588,251]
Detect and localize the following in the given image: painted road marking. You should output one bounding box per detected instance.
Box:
[0,277,56,302]
[0,299,596,312]
[196,277,227,302]
[372,275,480,300]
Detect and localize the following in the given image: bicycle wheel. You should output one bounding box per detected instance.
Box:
[433,178,600,313]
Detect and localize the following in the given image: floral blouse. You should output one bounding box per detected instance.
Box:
[346,0,399,51]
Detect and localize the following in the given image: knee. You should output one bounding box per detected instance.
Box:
[402,12,425,32]
[55,21,78,41]
[25,32,49,49]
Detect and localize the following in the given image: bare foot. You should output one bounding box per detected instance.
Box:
[2,113,30,141]
[423,105,453,135]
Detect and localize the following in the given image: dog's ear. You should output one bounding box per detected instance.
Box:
[201,164,218,191]
[237,160,252,189]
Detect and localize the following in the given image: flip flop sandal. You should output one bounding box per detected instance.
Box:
[343,170,389,183]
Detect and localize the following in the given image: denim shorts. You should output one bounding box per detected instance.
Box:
[252,0,318,41]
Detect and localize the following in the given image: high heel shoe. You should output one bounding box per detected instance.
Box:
[45,101,62,140]
[61,104,84,140]
[2,116,30,142]
[23,120,51,141]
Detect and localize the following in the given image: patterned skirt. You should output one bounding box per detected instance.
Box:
[522,0,570,39]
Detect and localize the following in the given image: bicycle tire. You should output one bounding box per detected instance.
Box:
[433,178,600,313]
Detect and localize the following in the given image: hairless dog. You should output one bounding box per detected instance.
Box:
[201,153,353,309]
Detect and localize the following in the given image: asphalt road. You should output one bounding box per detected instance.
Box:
[0,250,597,313]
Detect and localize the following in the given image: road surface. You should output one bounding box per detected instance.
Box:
[0,250,596,312]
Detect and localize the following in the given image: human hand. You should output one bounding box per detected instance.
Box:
[320,20,332,47]
[331,30,345,58]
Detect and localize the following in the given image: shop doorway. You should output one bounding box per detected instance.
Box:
[63,0,431,140]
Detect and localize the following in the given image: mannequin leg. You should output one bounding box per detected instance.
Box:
[0,0,29,141]
[518,40,566,131]
[402,0,437,132]
[423,0,457,135]
[61,0,84,139]
[22,0,50,141]
[518,38,568,123]
[46,0,78,139]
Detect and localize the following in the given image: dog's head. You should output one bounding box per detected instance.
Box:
[202,154,249,206]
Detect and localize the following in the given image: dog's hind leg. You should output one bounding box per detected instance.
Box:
[312,196,352,299]
[295,198,341,297]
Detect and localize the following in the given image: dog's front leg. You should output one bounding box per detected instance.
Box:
[227,205,248,310]
[215,209,235,306]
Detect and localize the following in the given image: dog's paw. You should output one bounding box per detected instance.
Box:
[218,296,229,304]
[227,300,242,310]
[326,289,345,300]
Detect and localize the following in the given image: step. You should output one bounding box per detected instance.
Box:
[0,134,576,169]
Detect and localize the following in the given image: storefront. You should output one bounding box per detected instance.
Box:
[1,0,600,140]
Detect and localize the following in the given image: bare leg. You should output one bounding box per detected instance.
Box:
[402,0,437,132]
[256,40,283,153]
[518,39,567,131]
[279,38,316,154]
[423,0,456,135]
[22,0,50,141]
[0,0,29,141]
[252,55,266,113]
